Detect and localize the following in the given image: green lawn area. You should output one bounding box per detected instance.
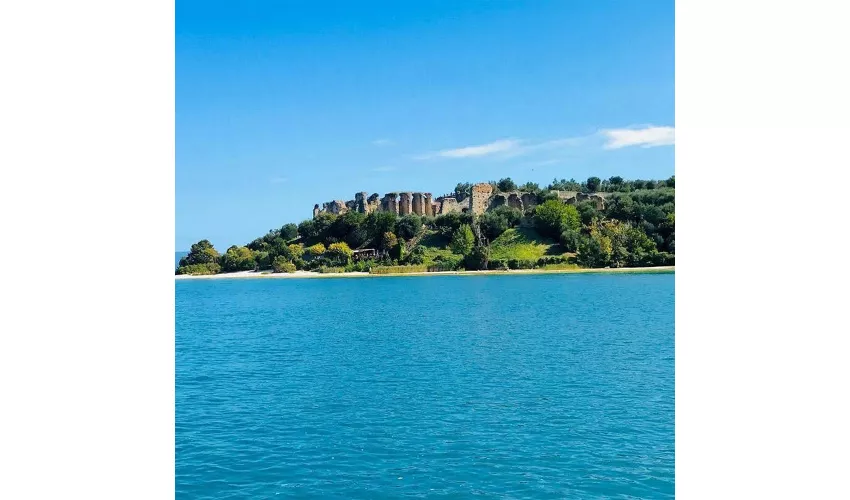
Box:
[489,227,565,261]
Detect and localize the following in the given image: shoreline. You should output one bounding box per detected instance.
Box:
[175,266,674,280]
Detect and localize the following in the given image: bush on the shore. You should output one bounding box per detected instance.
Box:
[488,258,509,270]
[317,266,346,274]
[176,262,221,275]
[272,256,297,273]
[508,258,537,270]
[370,265,428,275]
[463,245,490,270]
[344,260,375,273]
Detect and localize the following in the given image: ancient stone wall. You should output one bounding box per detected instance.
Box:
[491,193,507,209]
[438,197,462,214]
[399,192,413,216]
[313,184,560,218]
[507,192,523,210]
[520,192,538,211]
[470,183,494,215]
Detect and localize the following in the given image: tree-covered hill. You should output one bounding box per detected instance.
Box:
[177,176,674,275]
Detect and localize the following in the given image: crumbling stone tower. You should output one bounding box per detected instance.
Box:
[424,193,433,216]
[470,183,494,215]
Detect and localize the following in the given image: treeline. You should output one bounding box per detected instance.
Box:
[176,175,674,275]
[450,175,675,201]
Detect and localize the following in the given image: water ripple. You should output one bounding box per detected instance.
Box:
[177,273,674,498]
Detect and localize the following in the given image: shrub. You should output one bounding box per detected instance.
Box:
[272,256,297,273]
[463,245,490,270]
[480,206,522,241]
[306,243,326,256]
[508,259,537,270]
[176,262,221,275]
[536,255,570,267]
[488,258,509,270]
[326,241,353,266]
[288,243,305,260]
[317,266,345,274]
[370,265,428,275]
[344,259,375,273]
[559,229,582,252]
[404,245,426,265]
[430,254,464,271]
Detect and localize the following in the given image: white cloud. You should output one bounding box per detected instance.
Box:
[371,166,396,172]
[414,139,521,160]
[372,139,394,146]
[601,126,675,149]
[269,177,288,184]
[439,139,519,158]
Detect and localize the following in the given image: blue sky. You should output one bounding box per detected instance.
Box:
[176,0,674,250]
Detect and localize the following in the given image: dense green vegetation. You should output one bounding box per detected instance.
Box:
[176,175,675,275]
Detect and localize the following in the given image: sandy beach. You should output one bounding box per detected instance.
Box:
[175,266,674,280]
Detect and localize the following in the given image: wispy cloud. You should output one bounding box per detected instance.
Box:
[372,138,394,146]
[371,166,396,172]
[410,126,671,162]
[601,126,675,149]
[414,139,521,160]
[270,177,288,184]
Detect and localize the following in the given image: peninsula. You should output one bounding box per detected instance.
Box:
[176,176,675,277]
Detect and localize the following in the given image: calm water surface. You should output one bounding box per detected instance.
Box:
[176,273,674,499]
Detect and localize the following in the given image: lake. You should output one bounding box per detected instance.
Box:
[176,273,674,498]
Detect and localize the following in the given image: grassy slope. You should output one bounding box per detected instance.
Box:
[415,231,457,265]
[489,227,565,261]
[412,227,571,265]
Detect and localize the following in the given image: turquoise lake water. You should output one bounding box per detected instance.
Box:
[176,273,674,498]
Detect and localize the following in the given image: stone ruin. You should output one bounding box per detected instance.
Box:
[312,182,607,218]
